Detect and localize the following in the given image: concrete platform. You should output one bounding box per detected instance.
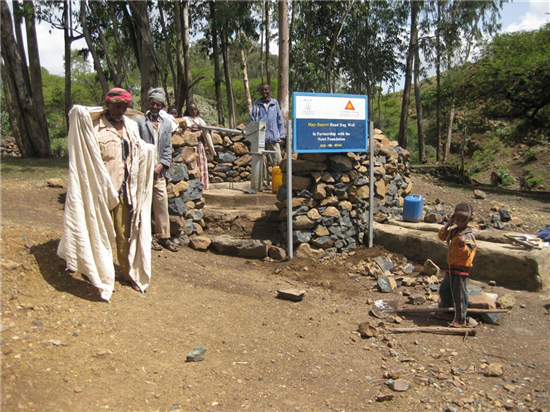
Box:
[374,223,550,291]
[202,183,282,243]
[204,182,278,210]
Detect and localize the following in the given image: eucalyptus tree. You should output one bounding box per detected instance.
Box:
[80,1,109,96]
[277,0,289,119]
[1,1,51,157]
[426,0,503,161]
[337,1,408,124]
[291,1,347,93]
[127,0,159,110]
[397,0,419,149]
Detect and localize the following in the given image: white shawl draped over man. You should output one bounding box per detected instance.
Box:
[58,88,155,301]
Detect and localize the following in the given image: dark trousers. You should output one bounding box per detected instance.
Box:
[439,272,469,321]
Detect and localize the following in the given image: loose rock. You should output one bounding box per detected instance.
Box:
[186,346,207,362]
[276,289,305,302]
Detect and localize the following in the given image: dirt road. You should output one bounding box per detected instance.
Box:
[1,176,549,412]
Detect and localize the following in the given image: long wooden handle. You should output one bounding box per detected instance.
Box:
[389,327,477,335]
[397,307,507,314]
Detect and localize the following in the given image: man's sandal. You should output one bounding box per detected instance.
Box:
[434,312,454,321]
[159,238,180,252]
[151,239,163,251]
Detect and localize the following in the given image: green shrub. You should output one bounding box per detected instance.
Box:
[51,138,68,157]
[497,168,514,187]
[468,137,505,174]
[522,168,544,190]
[523,147,540,163]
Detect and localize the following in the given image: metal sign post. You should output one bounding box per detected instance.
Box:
[286,120,293,260]
[368,121,374,248]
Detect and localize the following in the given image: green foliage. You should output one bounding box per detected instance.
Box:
[51,138,68,157]
[523,168,544,190]
[452,24,550,129]
[468,137,504,175]
[497,168,514,187]
[1,92,12,137]
[523,147,540,163]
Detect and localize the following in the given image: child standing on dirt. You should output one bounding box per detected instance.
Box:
[436,203,477,327]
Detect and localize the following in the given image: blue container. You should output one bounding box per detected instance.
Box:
[403,194,424,223]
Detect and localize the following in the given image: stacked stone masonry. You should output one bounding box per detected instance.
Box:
[275,129,412,253]
[168,125,411,251]
[167,122,252,241]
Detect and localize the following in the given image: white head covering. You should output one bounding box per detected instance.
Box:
[148,88,166,105]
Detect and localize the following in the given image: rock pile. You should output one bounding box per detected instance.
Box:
[0,136,21,157]
[276,129,412,253]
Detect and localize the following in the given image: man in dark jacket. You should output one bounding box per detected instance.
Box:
[135,88,179,252]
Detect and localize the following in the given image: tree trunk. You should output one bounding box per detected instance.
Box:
[221,31,236,128]
[182,1,193,103]
[127,1,158,110]
[277,0,289,119]
[63,0,71,132]
[24,0,49,142]
[12,1,30,93]
[159,4,176,104]
[377,87,381,128]
[435,0,442,162]
[94,16,116,84]
[174,1,186,112]
[397,0,418,149]
[1,62,29,156]
[80,1,109,98]
[264,0,271,85]
[444,107,455,162]
[327,0,354,93]
[289,0,295,58]
[109,2,125,87]
[89,2,116,84]
[238,31,253,117]
[121,3,140,65]
[259,2,264,83]
[414,44,426,163]
[1,1,50,157]
[210,2,225,125]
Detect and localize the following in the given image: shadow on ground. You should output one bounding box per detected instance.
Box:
[32,238,104,303]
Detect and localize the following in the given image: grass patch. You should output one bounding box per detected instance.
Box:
[1,156,69,182]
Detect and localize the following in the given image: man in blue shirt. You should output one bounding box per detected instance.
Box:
[250,83,286,189]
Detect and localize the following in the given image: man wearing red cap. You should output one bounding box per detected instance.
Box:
[93,88,138,288]
[58,87,155,301]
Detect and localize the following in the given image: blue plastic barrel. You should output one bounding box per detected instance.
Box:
[403,194,424,223]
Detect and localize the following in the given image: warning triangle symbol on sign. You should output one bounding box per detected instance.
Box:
[345,100,355,110]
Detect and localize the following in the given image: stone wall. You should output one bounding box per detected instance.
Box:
[275,129,412,253]
[166,123,255,243]
[171,123,253,184]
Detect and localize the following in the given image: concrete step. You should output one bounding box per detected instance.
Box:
[374,223,550,291]
[204,182,278,210]
[202,183,283,244]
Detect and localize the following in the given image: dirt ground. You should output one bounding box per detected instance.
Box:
[1,169,549,412]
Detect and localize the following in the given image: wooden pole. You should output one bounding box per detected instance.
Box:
[397,307,508,315]
[389,327,476,336]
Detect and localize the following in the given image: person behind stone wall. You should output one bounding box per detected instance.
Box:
[249,83,286,189]
[183,102,217,190]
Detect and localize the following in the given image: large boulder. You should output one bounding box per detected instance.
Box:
[210,235,270,259]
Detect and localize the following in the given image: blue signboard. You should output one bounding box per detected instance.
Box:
[293,92,368,153]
